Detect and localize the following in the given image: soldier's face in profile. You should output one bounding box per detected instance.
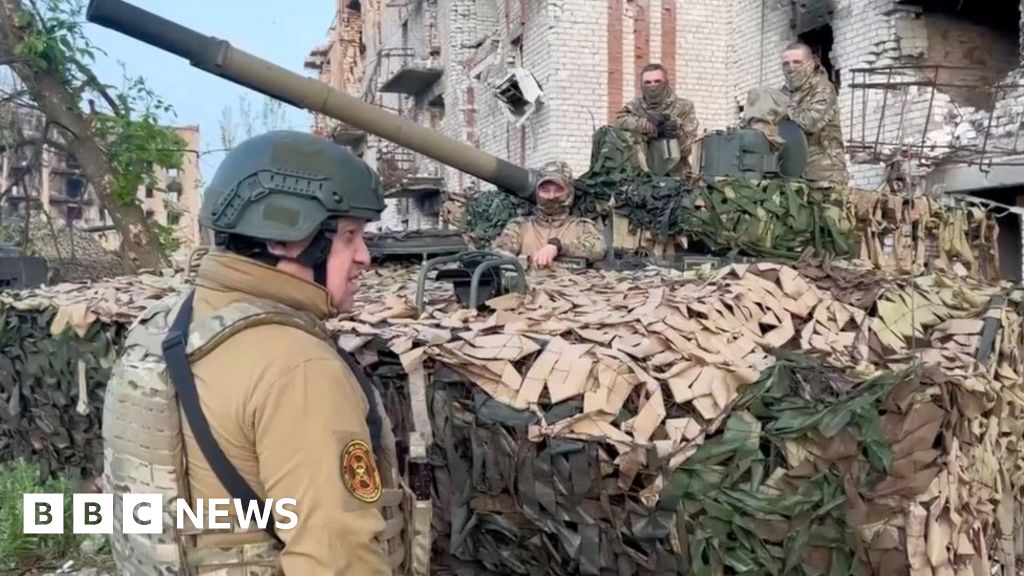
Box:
[324,217,371,312]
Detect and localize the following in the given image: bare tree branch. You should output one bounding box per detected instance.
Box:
[72,59,121,116]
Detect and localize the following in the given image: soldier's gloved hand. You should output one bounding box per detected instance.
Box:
[660,120,680,138]
[532,244,559,269]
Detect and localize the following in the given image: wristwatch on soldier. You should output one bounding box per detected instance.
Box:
[547,238,562,253]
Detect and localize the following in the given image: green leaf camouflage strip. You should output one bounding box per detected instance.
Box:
[462,188,535,248]
[1,252,1022,574]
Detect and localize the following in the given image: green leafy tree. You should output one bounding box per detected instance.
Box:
[0,0,187,269]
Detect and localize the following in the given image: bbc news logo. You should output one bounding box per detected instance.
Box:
[23,494,298,534]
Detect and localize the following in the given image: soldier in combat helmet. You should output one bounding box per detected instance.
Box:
[492,160,606,268]
[102,131,407,575]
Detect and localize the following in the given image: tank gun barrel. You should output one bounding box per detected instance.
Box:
[85,0,537,198]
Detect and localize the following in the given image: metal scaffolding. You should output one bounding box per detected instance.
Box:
[846,64,1024,169]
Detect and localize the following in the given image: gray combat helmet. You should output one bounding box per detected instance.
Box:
[200,130,385,243]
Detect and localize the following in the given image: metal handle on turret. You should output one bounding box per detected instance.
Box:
[85,0,538,199]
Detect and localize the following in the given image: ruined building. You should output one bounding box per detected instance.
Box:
[2,124,203,260]
[307,0,1024,281]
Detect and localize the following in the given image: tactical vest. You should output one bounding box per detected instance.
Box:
[101,290,411,575]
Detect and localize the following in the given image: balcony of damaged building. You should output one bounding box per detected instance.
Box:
[364,0,448,234]
[842,0,1024,283]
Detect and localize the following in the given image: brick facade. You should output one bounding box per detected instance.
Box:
[308,0,1024,233]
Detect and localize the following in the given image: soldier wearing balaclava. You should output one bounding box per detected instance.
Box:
[491,160,606,269]
[614,63,700,177]
[780,41,849,187]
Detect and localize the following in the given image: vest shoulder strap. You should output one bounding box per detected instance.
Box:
[161,290,385,547]
[163,291,329,546]
[185,296,330,360]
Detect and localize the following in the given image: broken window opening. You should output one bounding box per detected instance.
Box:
[65,176,85,199]
[491,68,544,125]
[798,23,839,89]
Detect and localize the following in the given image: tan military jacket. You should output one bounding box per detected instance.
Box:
[492,214,606,263]
[185,251,390,576]
[781,67,849,186]
[614,94,700,176]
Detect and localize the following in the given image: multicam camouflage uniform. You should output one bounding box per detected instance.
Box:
[614,84,699,177]
[781,61,849,187]
[740,87,789,149]
[492,160,606,263]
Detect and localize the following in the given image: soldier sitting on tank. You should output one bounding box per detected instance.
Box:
[492,160,606,268]
[102,131,404,575]
[614,62,700,177]
[780,41,849,187]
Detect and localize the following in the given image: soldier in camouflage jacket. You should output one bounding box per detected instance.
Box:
[492,160,606,268]
[614,63,700,177]
[780,42,849,187]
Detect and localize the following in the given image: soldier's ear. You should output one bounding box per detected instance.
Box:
[266,239,309,259]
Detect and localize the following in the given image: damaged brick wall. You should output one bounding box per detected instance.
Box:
[727,0,1024,189]
[309,0,1024,235]
[442,0,732,187]
[332,3,364,98]
[377,0,443,231]
[849,5,1023,186]
[923,14,1019,110]
[438,0,481,198]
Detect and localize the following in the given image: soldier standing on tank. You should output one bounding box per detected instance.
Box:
[102,131,404,575]
[780,41,849,187]
[492,160,605,268]
[614,63,700,177]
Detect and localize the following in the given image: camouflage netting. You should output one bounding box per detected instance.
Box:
[0,214,133,282]
[1,255,1023,575]
[461,187,533,248]
[0,272,187,479]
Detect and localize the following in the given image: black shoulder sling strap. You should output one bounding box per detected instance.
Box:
[162,290,285,544]
[161,290,384,546]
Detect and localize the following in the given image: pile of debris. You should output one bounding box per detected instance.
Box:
[1,254,1022,574]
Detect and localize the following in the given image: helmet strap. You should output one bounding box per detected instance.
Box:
[295,231,333,287]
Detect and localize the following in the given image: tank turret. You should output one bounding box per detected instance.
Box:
[84,0,538,199]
